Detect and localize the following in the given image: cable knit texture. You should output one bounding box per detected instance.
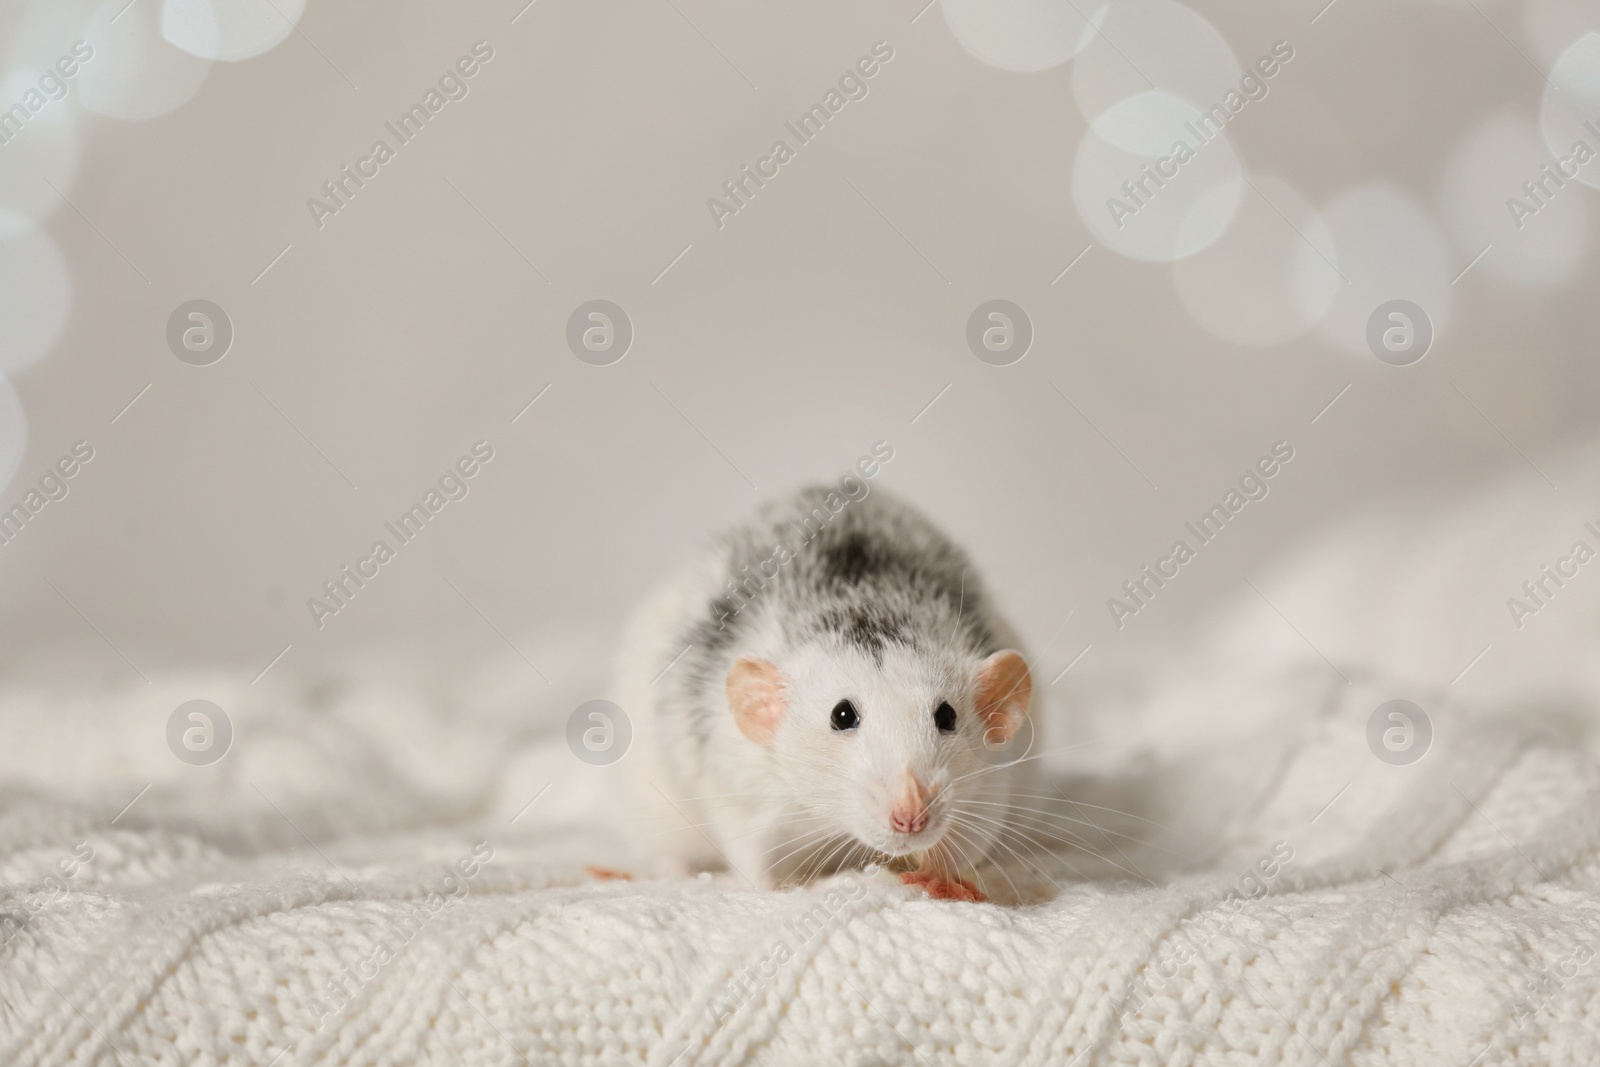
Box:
[0,654,1597,1066]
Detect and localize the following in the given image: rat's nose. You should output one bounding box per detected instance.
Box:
[889,772,932,835]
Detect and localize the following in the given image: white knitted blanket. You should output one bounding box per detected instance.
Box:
[2,643,1598,1067]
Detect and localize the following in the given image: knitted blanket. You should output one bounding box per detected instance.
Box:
[1,642,1596,1067]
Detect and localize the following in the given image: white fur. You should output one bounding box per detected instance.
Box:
[616,490,1037,892]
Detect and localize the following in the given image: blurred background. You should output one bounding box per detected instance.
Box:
[3,0,1600,746]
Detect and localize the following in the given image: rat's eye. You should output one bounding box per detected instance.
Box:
[830,700,860,731]
[934,701,957,733]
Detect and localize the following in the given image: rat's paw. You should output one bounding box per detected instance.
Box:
[585,865,634,881]
[900,870,986,903]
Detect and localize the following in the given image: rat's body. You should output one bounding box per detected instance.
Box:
[618,477,1036,900]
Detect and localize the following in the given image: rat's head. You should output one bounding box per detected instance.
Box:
[725,642,1032,861]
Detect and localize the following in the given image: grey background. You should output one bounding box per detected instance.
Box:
[1,0,1597,723]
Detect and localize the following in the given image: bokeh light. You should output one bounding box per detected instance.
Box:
[1072,0,1239,126]
[78,0,211,122]
[162,0,307,63]
[0,210,72,375]
[0,0,96,225]
[4,0,92,72]
[0,73,83,226]
[1445,112,1589,287]
[1173,175,1340,347]
[1539,32,1600,193]
[1073,90,1243,262]
[1525,0,1600,68]
[940,0,1103,73]
[1315,183,1454,358]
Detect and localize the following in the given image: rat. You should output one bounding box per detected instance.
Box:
[617,479,1036,902]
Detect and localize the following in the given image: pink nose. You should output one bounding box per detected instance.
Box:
[889,773,931,835]
[890,807,927,835]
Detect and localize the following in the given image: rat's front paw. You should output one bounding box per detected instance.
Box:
[900,870,986,902]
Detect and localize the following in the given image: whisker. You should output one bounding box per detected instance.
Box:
[639,811,817,835]
[982,817,1069,880]
[766,824,845,876]
[669,790,771,805]
[945,823,1009,900]
[947,806,1100,844]
[989,822,1094,894]
[1052,795,1157,884]
[839,840,873,880]
[1007,792,1186,834]
[929,825,974,883]
[937,823,985,894]
[949,814,1058,897]
[797,833,854,885]
[945,823,1017,903]
[952,805,1092,855]
[954,807,1150,885]
[822,834,867,879]
[955,798,1175,854]
[956,805,1102,854]
[747,812,830,840]
[946,737,1107,786]
[761,822,835,861]
[947,812,1100,889]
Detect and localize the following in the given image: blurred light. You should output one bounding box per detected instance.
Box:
[1,0,93,225]
[78,0,210,121]
[1539,32,1600,192]
[1315,184,1453,358]
[1525,0,1600,68]
[0,72,83,226]
[941,0,1103,73]
[0,371,25,498]
[4,0,93,72]
[1445,112,1589,287]
[1072,90,1243,262]
[0,210,71,375]
[1174,175,1340,347]
[162,0,306,63]
[1072,0,1239,125]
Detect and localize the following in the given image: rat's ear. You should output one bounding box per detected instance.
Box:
[975,650,1031,744]
[727,655,788,745]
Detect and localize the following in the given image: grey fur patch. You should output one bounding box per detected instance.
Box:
[657,485,1008,762]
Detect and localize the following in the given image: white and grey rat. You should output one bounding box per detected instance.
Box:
[618,472,1036,902]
